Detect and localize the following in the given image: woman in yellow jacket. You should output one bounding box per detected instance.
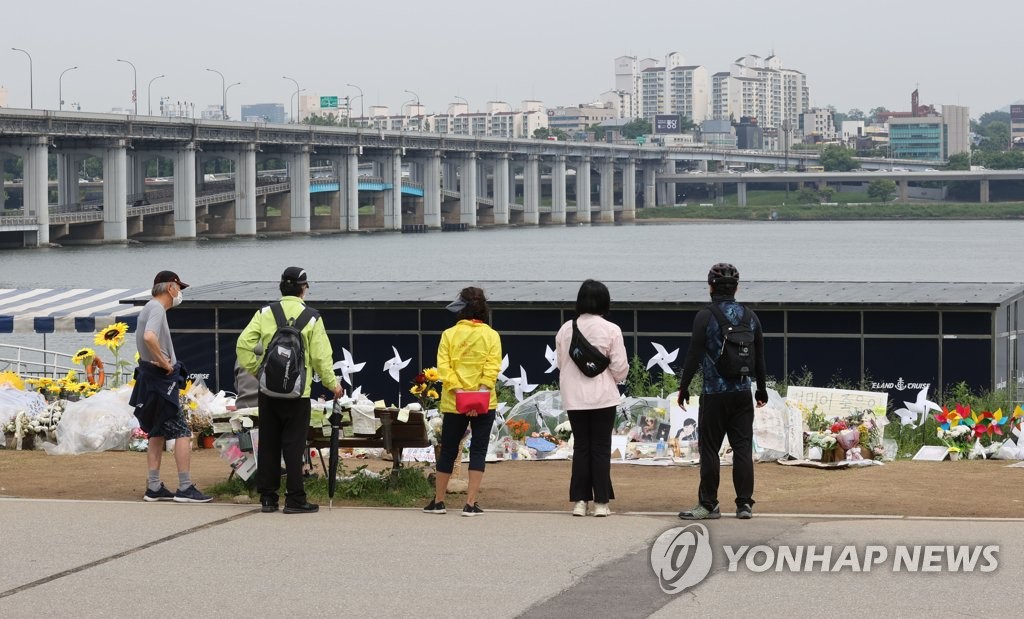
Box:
[423,286,502,517]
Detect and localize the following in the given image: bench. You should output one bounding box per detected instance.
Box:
[307,407,431,472]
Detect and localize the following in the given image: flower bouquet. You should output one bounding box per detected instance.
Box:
[93,322,131,388]
[506,419,530,442]
[409,367,441,411]
[836,428,862,461]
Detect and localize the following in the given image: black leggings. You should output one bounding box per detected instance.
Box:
[437,411,495,474]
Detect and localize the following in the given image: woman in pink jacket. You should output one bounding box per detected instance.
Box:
[555,280,629,517]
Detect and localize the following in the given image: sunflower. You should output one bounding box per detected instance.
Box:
[72,347,96,365]
[94,322,129,350]
[426,389,439,400]
[410,383,426,396]
[0,371,26,390]
[423,367,440,382]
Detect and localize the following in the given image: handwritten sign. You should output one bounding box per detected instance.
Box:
[786,386,887,419]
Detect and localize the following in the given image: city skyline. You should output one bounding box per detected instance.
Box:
[2,0,1020,120]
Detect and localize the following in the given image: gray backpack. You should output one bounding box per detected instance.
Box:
[257,303,316,399]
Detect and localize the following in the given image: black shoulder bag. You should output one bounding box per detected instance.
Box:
[569,319,611,377]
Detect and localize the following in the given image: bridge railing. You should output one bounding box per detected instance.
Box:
[0,215,38,226]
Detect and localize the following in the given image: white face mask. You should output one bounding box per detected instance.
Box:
[172,288,184,307]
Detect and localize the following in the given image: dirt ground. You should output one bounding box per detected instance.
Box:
[1,448,1022,518]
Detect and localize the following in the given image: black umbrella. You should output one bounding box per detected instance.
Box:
[328,398,342,509]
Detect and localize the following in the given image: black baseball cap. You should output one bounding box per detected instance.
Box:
[281,266,308,285]
[154,270,189,289]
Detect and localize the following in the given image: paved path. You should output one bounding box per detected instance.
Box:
[0,499,1019,617]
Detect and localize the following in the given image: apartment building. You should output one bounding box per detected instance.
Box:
[1013,104,1024,149]
[710,54,808,131]
[615,53,708,123]
[800,107,836,141]
[548,103,618,136]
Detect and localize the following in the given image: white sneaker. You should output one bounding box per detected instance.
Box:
[593,502,610,517]
[572,501,588,517]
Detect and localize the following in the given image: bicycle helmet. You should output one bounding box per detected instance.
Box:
[707,262,740,284]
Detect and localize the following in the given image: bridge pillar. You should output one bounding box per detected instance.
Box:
[343,148,360,231]
[576,157,591,223]
[460,152,478,227]
[442,161,458,192]
[643,164,656,209]
[424,151,442,229]
[622,158,636,221]
[24,138,50,246]
[103,141,128,242]
[598,158,614,223]
[128,153,146,199]
[289,147,311,233]
[980,179,990,204]
[173,143,197,239]
[381,150,402,230]
[523,154,539,225]
[551,155,566,225]
[493,153,509,225]
[235,144,257,236]
[56,152,80,207]
[897,180,908,203]
[737,181,748,207]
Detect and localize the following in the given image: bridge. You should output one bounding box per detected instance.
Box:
[659,169,1024,205]
[0,108,948,246]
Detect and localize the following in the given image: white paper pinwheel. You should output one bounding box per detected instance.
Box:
[332,347,366,387]
[544,345,558,373]
[494,401,509,424]
[1011,425,1024,460]
[893,387,941,428]
[505,365,538,402]
[969,437,988,460]
[382,346,411,382]
[497,354,511,385]
[645,342,679,375]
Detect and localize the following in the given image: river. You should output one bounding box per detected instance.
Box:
[3,220,1024,288]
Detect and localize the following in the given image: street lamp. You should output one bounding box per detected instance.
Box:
[290,88,306,125]
[403,89,421,115]
[147,74,165,116]
[11,48,33,109]
[346,83,364,125]
[116,58,138,115]
[59,66,78,111]
[205,68,226,120]
[283,76,300,122]
[225,82,240,120]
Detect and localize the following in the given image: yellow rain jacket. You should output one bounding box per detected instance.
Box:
[437,319,502,414]
[235,296,338,398]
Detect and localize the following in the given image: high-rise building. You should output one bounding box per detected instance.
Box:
[710,54,808,131]
[240,103,286,124]
[942,104,970,157]
[1012,104,1024,150]
[620,53,710,123]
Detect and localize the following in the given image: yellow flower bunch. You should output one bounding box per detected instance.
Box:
[0,370,26,390]
[409,367,442,409]
[72,347,96,365]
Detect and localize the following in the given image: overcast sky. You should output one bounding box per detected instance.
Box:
[3,0,1020,120]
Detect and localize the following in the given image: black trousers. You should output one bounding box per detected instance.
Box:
[567,406,616,503]
[256,393,311,507]
[697,390,755,510]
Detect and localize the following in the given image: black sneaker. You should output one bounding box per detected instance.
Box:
[173,484,213,504]
[678,504,721,520]
[461,503,484,517]
[737,504,753,519]
[143,483,174,502]
[261,501,279,513]
[422,499,447,514]
[283,502,319,514]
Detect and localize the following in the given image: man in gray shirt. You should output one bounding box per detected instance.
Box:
[131,270,211,503]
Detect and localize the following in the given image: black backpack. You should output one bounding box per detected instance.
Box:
[257,303,317,398]
[569,318,611,377]
[707,304,755,379]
